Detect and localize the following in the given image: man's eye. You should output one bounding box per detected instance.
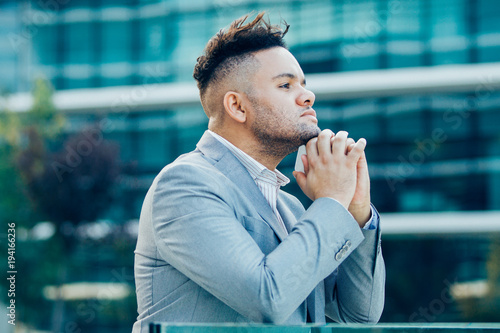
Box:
[279,83,290,89]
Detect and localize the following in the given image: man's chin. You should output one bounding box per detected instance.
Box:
[299,126,321,145]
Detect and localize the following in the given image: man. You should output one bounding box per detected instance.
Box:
[133,13,385,333]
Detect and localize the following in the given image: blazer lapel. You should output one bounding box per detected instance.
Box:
[196,131,287,242]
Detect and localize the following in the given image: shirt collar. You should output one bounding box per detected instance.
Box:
[208,130,290,187]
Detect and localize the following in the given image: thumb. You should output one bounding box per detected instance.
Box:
[301,154,309,175]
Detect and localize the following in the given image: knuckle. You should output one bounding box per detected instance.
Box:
[318,131,330,139]
[324,129,334,136]
[338,130,348,137]
[320,154,331,164]
[308,156,317,167]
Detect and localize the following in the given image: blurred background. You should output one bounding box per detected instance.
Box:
[0,0,499,332]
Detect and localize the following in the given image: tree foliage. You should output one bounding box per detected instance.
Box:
[0,77,122,331]
[18,128,119,226]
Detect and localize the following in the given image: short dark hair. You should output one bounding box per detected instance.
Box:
[193,12,289,97]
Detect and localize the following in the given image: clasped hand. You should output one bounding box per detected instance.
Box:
[292,130,371,227]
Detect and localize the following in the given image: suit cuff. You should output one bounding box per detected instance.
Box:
[362,205,379,230]
[323,198,379,230]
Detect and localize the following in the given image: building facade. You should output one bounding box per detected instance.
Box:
[4,0,498,218]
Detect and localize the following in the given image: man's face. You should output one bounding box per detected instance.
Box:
[245,47,320,157]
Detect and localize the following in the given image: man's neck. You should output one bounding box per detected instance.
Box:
[209,129,284,171]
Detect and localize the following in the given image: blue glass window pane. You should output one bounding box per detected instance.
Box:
[478,48,500,67]
[430,0,467,38]
[479,109,500,137]
[478,0,500,27]
[174,12,210,81]
[432,49,468,65]
[102,21,131,63]
[64,77,91,89]
[387,40,424,68]
[294,0,337,44]
[479,17,500,33]
[32,24,58,65]
[386,111,424,140]
[339,51,379,71]
[65,22,92,64]
[100,76,132,87]
[341,1,379,40]
[63,0,89,9]
[139,15,176,63]
[134,112,172,168]
[386,0,422,38]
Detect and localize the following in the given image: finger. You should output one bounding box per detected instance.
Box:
[317,129,334,156]
[330,133,336,151]
[345,138,355,155]
[323,129,335,137]
[306,137,318,158]
[332,131,349,158]
[293,171,307,193]
[347,138,367,163]
[346,143,355,154]
[356,151,369,176]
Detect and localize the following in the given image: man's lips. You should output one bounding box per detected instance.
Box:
[300,109,318,122]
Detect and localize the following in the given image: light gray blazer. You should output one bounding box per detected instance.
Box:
[132,131,385,333]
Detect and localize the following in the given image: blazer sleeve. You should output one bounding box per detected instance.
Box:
[151,162,366,324]
[324,205,386,323]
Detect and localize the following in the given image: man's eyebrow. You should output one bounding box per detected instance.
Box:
[271,73,307,85]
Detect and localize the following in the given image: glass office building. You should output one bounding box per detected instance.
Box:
[1,0,500,328]
[0,2,23,93]
[3,0,498,217]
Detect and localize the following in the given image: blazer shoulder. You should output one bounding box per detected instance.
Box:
[151,149,229,197]
[157,149,215,177]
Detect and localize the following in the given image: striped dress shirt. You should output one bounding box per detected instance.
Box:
[208,131,290,234]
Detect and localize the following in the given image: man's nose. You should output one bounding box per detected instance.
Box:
[298,88,315,107]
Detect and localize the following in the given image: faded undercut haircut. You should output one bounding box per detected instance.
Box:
[193,12,289,100]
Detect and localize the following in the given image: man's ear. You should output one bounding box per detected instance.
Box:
[223,91,247,124]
